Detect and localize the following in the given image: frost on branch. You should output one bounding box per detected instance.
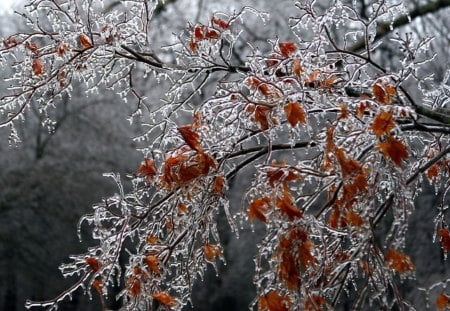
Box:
[1,0,449,310]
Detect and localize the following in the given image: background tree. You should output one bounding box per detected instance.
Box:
[1,0,450,310]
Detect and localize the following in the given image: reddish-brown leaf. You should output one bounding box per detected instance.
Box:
[178,201,189,214]
[279,42,296,57]
[436,293,450,310]
[248,197,271,223]
[92,279,103,295]
[145,255,160,274]
[266,162,299,187]
[138,158,157,181]
[57,42,69,56]
[127,276,141,297]
[292,58,303,76]
[339,103,349,119]
[259,290,291,311]
[284,102,306,127]
[254,105,271,130]
[278,250,299,290]
[370,110,395,138]
[178,125,202,151]
[25,41,38,53]
[152,291,177,307]
[32,58,44,75]
[203,243,221,262]
[356,101,369,117]
[211,17,229,29]
[85,257,101,272]
[345,210,363,227]
[385,248,415,274]
[372,80,396,104]
[427,163,440,182]
[335,148,362,177]
[276,188,302,220]
[378,136,408,167]
[439,228,450,253]
[213,175,225,194]
[79,34,92,49]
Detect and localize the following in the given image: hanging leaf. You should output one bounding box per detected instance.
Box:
[248,197,270,223]
[145,255,161,274]
[79,34,92,49]
[292,58,303,76]
[178,125,202,152]
[439,228,450,253]
[370,110,395,137]
[377,136,408,167]
[203,243,221,262]
[138,158,157,181]
[57,42,69,56]
[284,102,306,127]
[276,187,302,220]
[32,58,44,75]
[213,175,225,194]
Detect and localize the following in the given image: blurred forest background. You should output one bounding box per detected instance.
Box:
[0,0,449,310]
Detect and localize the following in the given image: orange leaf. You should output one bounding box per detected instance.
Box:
[436,293,450,310]
[146,235,158,244]
[32,58,44,75]
[152,291,177,307]
[284,102,306,127]
[178,124,202,151]
[370,110,395,138]
[138,158,157,181]
[178,201,189,214]
[372,80,396,104]
[385,248,415,274]
[259,290,291,311]
[85,257,101,272]
[145,255,161,274]
[79,34,92,49]
[279,42,296,57]
[439,228,450,253]
[292,58,303,76]
[203,243,221,262]
[248,197,270,223]
[377,136,408,167]
[92,279,103,295]
[335,147,362,177]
